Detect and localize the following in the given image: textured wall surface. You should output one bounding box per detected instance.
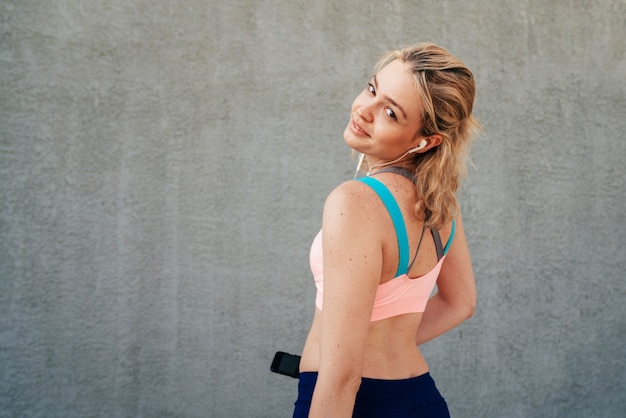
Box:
[1,0,625,417]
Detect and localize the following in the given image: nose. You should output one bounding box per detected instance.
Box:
[356,105,373,123]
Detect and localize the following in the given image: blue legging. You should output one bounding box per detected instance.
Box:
[293,372,450,417]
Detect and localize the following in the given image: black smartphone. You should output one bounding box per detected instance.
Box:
[270,351,301,378]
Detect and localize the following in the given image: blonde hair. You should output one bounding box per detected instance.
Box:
[374,43,481,230]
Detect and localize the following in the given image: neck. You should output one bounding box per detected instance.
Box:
[370,166,415,182]
[366,150,413,175]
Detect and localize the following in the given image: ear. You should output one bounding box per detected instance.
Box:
[412,134,443,153]
[425,134,443,149]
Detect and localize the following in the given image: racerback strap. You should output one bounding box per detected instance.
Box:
[357,169,456,273]
[357,176,409,277]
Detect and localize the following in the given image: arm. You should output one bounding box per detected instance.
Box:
[309,182,382,418]
[415,212,476,345]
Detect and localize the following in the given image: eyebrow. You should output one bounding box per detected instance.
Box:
[373,74,408,120]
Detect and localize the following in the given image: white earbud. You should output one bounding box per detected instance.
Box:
[408,139,428,153]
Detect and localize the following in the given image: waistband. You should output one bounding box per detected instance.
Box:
[298,371,446,409]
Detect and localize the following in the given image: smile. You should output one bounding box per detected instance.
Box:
[350,118,370,137]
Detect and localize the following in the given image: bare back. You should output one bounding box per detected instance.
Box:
[300,170,454,379]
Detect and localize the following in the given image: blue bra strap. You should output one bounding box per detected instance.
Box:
[356,177,409,277]
[443,219,456,255]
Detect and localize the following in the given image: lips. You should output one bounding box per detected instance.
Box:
[350,117,370,137]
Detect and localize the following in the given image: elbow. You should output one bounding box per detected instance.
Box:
[463,293,476,320]
[441,291,475,321]
[322,364,363,390]
[316,364,362,403]
[449,291,475,321]
[465,301,475,320]
[343,373,363,395]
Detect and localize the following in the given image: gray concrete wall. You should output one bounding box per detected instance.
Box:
[1,0,624,417]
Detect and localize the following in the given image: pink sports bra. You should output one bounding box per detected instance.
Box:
[310,169,455,322]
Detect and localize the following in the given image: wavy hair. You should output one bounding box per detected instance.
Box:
[373,43,481,230]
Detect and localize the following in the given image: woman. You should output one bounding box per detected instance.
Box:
[293,43,479,417]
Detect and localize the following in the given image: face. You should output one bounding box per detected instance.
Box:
[343,59,425,167]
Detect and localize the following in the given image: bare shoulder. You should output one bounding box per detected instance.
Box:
[323,179,385,221]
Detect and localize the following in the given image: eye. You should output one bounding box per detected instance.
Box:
[385,108,397,120]
[367,82,376,95]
